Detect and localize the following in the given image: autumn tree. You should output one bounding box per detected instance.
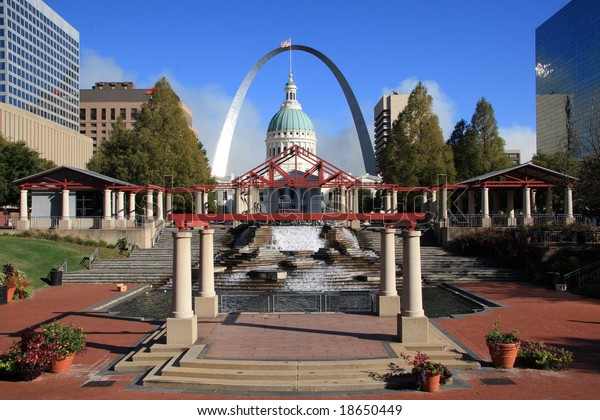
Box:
[88,77,212,188]
[379,82,455,186]
[0,137,54,206]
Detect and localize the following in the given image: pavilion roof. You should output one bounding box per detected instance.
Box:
[14,166,137,190]
[456,162,577,189]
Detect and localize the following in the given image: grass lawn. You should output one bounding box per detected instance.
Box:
[0,236,124,289]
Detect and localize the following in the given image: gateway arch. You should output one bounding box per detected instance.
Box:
[211,45,376,177]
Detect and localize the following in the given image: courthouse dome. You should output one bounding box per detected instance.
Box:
[266,73,315,134]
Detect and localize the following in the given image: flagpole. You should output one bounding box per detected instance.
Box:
[289,38,293,75]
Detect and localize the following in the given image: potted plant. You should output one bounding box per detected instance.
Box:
[8,328,55,381]
[0,268,17,302]
[518,341,574,371]
[485,317,521,369]
[40,321,86,373]
[1,264,33,301]
[401,351,452,392]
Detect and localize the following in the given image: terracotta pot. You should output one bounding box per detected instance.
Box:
[487,341,520,369]
[49,353,75,374]
[6,286,16,302]
[419,371,441,392]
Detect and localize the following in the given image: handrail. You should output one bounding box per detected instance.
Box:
[57,258,68,272]
[80,247,99,270]
[563,260,600,289]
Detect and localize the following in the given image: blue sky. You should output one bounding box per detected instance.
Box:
[45,0,570,176]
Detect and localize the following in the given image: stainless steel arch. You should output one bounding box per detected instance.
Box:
[211,45,376,177]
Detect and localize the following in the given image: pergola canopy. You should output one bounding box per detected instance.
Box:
[455,162,577,189]
[15,166,137,191]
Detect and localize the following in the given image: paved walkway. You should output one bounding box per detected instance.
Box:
[0,281,599,400]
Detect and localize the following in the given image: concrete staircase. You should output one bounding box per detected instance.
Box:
[113,324,481,393]
[355,228,524,285]
[62,227,234,284]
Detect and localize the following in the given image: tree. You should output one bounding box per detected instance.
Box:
[88,77,212,188]
[0,137,54,206]
[449,98,511,179]
[380,82,455,186]
[447,119,480,180]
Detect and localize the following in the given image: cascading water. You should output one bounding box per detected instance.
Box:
[270,226,326,252]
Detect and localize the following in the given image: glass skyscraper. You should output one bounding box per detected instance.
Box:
[0,0,79,131]
[536,0,600,157]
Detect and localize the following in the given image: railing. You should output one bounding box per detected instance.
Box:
[80,248,99,269]
[152,227,164,247]
[57,258,68,273]
[563,261,600,290]
[445,213,592,228]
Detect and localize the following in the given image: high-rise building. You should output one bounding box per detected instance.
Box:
[0,0,92,168]
[80,82,199,153]
[505,149,521,166]
[536,0,600,157]
[374,93,408,175]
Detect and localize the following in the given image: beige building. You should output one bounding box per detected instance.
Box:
[505,149,521,166]
[374,93,409,175]
[0,103,93,168]
[80,82,199,153]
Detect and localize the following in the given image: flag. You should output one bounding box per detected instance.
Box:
[280,39,291,48]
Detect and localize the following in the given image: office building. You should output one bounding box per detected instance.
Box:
[374,93,408,174]
[80,82,199,152]
[536,0,600,157]
[505,149,521,166]
[0,0,92,168]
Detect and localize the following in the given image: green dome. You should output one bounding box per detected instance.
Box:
[267,108,315,133]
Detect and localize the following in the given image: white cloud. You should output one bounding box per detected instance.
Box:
[383,78,456,138]
[314,124,364,175]
[499,124,537,163]
[79,49,137,89]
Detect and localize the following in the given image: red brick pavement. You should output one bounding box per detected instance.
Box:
[0,281,598,401]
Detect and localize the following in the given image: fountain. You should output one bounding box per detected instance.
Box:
[107,224,486,318]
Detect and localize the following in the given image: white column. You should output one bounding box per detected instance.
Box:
[145,189,154,221]
[156,191,164,222]
[523,187,531,218]
[353,189,359,213]
[340,186,347,213]
[378,227,399,316]
[430,190,437,215]
[399,230,429,343]
[440,187,448,222]
[128,192,136,221]
[481,187,490,218]
[195,191,202,215]
[195,228,218,317]
[392,190,398,213]
[61,188,70,220]
[201,191,207,214]
[167,231,197,345]
[19,189,28,220]
[565,186,574,223]
[166,192,172,220]
[531,190,537,214]
[420,191,428,212]
[385,191,392,213]
[172,231,193,319]
[103,189,112,220]
[117,191,125,221]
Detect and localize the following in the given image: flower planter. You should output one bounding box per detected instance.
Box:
[487,341,520,369]
[419,371,441,392]
[49,353,75,374]
[6,286,16,302]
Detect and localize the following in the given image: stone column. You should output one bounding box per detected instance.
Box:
[17,188,30,229]
[565,186,574,224]
[392,190,398,213]
[385,190,392,213]
[353,189,359,213]
[156,190,164,223]
[128,192,136,223]
[507,190,516,226]
[546,188,553,216]
[398,230,429,343]
[523,187,533,225]
[101,188,115,229]
[116,191,125,220]
[378,227,399,316]
[145,189,154,224]
[420,191,428,213]
[235,188,242,215]
[531,189,537,214]
[481,187,491,227]
[430,190,437,215]
[58,188,72,229]
[195,228,218,317]
[440,187,448,226]
[165,192,172,222]
[167,231,198,345]
[247,186,254,213]
[195,191,202,215]
[340,186,347,213]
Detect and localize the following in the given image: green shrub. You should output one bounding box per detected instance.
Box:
[518,341,574,371]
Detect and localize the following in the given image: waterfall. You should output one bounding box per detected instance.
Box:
[271,226,326,251]
[338,227,360,248]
